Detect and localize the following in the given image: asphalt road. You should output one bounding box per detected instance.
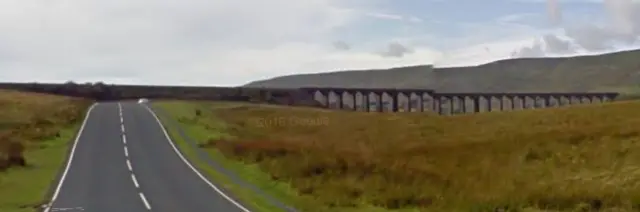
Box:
[45,102,250,212]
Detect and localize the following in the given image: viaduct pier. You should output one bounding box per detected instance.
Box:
[300,87,619,115]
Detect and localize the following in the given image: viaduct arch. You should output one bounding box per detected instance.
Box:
[299,87,619,115]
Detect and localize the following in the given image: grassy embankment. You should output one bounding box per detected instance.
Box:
[0,90,92,212]
[154,102,321,212]
[157,100,640,212]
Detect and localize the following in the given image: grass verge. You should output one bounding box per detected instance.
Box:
[153,101,319,212]
[0,89,92,212]
[0,125,82,212]
[160,99,640,212]
[153,101,425,212]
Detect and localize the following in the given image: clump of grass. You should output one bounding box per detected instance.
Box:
[198,101,640,211]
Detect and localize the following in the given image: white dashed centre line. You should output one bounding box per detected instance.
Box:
[126,160,133,171]
[139,193,152,210]
[131,174,140,188]
[119,103,151,210]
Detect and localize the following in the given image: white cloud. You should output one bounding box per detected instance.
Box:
[509,0,640,56]
[363,11,423,23]
[1,0,639,87]
[0,0,400,86]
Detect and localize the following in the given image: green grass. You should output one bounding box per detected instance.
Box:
[156,99,640,211]
[0,89,91,212]
[153,101,311,212]
[154,101,423,212]
[0,124,81,212]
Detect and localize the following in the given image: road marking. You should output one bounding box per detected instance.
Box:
[50,207,85,211]
[142,105,252,212]
[139,193,151,210]
[126,159,133,171]
[120,108,150,210]
[131,174,139,188]
[43,103,98,212]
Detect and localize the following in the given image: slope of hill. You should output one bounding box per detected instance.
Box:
[159,100,640,211]
[0,90,91,211]
[244,49,640,93]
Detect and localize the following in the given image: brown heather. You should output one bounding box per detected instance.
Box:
[0,89,91,171]
[195,101,640,211]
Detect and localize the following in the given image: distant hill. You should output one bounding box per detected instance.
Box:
[244,49,640,93]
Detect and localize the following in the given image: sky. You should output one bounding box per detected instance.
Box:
[1,0,639,86]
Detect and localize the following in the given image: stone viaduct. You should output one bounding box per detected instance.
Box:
[0,82,621,115]
[298,87,619,115]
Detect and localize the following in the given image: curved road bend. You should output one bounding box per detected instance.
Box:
[45,102,250,212]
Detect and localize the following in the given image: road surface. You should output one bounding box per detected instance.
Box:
[45,102,250,212]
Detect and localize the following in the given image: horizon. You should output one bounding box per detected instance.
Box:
[1,0,639,86]
[2,46,639,87]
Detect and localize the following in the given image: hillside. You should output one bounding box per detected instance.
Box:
[244,49,640,93]
[158,100,640,211]
[0,90,91,211]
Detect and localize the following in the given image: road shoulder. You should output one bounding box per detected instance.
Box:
[151,101,308,212]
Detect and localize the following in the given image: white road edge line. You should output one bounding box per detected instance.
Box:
[131,174,140,188]
[141,105,252,212]
[126,159,133,171]
[139,192,152,210]
[124,146,129,157]
[43,103,98,212]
